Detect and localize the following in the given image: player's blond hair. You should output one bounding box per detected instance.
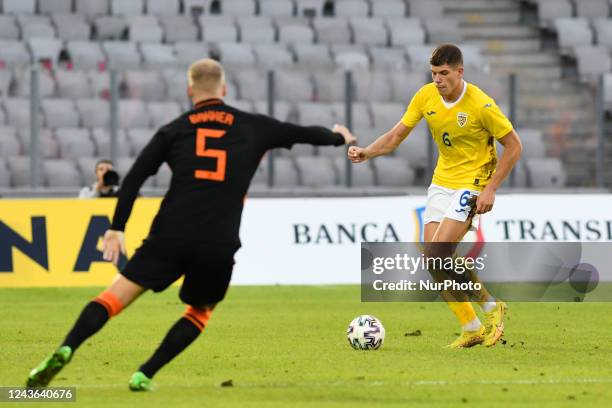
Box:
[188,58,226,94]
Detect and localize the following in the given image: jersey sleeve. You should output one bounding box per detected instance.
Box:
[400,86,425,128]
[110,130,168,231]
[480,100,513,140]
[256,114,345,150]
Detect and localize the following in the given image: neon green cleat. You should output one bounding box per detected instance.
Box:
[484,301,507,347]
[445,326,486,349]
[26,346,72,388]
[129,371,155,391]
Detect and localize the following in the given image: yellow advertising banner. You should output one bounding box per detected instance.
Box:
[0,198,161,287]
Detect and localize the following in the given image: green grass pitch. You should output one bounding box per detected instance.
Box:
[1,286,612,407]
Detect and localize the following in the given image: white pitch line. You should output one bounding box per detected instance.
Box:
[70,378,612,389]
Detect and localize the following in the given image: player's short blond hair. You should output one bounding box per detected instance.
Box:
[188,58,225,94]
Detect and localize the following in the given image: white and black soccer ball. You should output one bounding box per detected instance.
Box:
[346,315,385,350]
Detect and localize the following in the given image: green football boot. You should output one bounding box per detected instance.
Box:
[26,346,72,388]
[129,371,155,391]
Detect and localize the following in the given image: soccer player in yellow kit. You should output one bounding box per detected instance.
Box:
[349,44,523,348]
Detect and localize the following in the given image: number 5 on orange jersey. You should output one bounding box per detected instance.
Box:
[195,128,227,182]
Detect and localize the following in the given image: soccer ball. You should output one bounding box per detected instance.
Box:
[346,315,385,350]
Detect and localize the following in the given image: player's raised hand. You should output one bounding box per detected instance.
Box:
[102,229,127,266]
[348,146,370,163]
[332,124,357,145]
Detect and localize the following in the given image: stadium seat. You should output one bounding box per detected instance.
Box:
[385,17,425,47]
[351,70,392,102]
[103,41,142,69]
[224,98,253,112]
[0,40,32,67]
[75,0,110,17]
[13,68,55,98]
[313,18,352,44]
[111,0,144,16]
[290,43,333,68]
[0,106,5,125]
[238,17,277,43]
[260,0,295,16]
[335,0,369,17]
[516,128,546,158]
[253,44,294,68]
[574,45,611,81]
[147,101,182,128]
[91,128,131,157]
[575,0,609,18]
[372,0,406,17]
[52,14,91,41]
[21,21,57,41]
[369,46,408,70]
[28,39,62,67]
[182,0,213,15]
[0,15,20,40]
[39,0,74,14]
[3,0,36,14]
[278,24,315,44]
[333,156,375,186]
[86,70,110,99]
[66,41,106,70]
[526,158,566,188]
[232,69,265,101]
[41,99,80,128]
[370,102,406,129]
[93,15,128,40]
[349,17,388,47]
[55,128,96,159]
[331,101,372,129]
[174,41,210,66]
[295,0,326,17]
[253,100,293,121]
[76,99,110,128]
[140,43,177,67]
[295,156,338,187]
[127,128,154,156]
[146,0,180,15]
[334,49,370,70]
[200,16,238,43]
[118,100,151,128]
[124,70,166,101]
[7,156,33,187]
[44,159,83,187]
[296,102,335,126]
[407,0,442,18]
[155,163,172,188]
[128,16,164,43]
[593,19,612,50]
[537,0,573,30]
[214,42,256,68]
[405,44,435,71]
[160,16,200,43]
[372,156,415,186]
[275,69,314,102]
[554,18,593,56]
[0,160,10,187]
[0,70,13,97]
[396,127,429,170]
[3,98,33,128]
[161,68,189,103]
[0,126,21,156]
[116,157,155,187]
[312,69,346,102]
[266,156,300,186]
[219,0,256,15]
[18,128,60,159]
[422,18,463,44]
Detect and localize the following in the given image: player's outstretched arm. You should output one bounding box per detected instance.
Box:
[348,121,412,163]
[476,129,523,214]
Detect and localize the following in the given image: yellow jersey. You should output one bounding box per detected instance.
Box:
[400,81,513,191]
